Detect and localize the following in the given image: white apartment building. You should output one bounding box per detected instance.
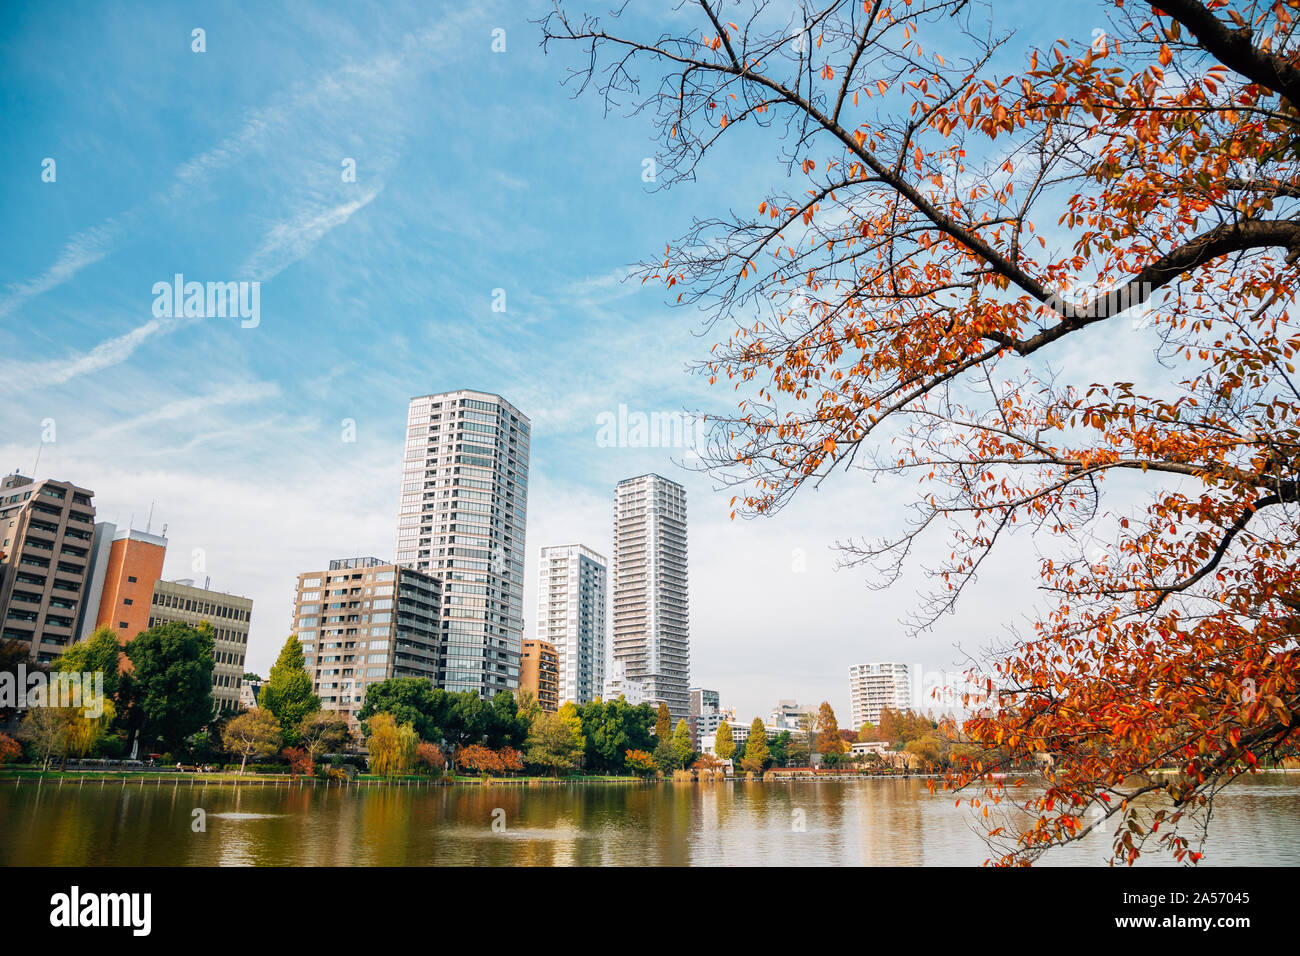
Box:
[394,390,529,698]
[849,662,913,728]
[537,543,607,706]
[768,699,814,731]
[602,658,646,706]
[612,474,690,721]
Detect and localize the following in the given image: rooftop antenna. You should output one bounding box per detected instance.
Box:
[31,441,44,477]
[146,501,155,534]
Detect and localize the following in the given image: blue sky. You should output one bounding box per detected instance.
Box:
[1,0,1143,722]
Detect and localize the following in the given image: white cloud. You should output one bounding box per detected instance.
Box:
[242,185,385,281]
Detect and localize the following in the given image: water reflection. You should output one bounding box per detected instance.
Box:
[2,775,1297,867]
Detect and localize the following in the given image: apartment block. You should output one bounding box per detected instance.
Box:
[0,474,96,661]
[602,658,647,706]
[519,638,559,713]
[94,528,167,642]
[848,662,913,728]
[612,474,690,722]
[293,557,441,726]
[537,543,607,706]
[394,390,529,698]
[149,578,253,713]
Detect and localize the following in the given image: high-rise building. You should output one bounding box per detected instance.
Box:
[395,390,529,698]
[611,474,689,722]
[519,638,559,713]
[94,528,168,642]
[75,522,117,641]
[0,474,96,661]
[148,578,253,714]
[293,557,441,727]
[537,543,607,706]
[848,662,913,728]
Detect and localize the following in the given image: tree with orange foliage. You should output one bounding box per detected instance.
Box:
[816,702,850,755]
[545,0,1300,864]
[455,743,501,775]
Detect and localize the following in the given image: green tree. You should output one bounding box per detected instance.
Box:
[857,722,877,742]
[485,690,529,749]
[222,709,282,774]
[743,718,770,772]
[357,677,448,743]
[579,698,656,773]
[769,730,792,768]
[653,735,680,773]
[525,709,583,776]
[259,636,319,745]
[671,718,694,766]
[654,701,671,740]
[54,626,123,703]
[714,720,736,760]
[122,621,214,755]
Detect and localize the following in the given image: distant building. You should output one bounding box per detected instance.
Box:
[767,699,813,732]
[602,658,646,706]
[612,474,690,721]
[149,578,253,714]
[850,740,891,758]
[689,687,720,749]
[293,557,441,727]
[849,662,912,728]
[537,544,607,706]
[700,721,788,756]
[520,638,559,713]
[0,474,97,661]
[94,528,168,643]
[239,677,264,710]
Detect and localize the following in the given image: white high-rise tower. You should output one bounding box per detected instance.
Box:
[537,544,607,706]
[395,389,529,698]
[612,474,689,721]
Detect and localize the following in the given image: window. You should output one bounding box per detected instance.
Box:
[127,576,137,583]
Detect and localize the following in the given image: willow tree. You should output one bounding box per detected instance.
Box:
[544,0,1300,864]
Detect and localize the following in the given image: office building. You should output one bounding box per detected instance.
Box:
[149,578,253,714]
[612,474,689,721]
[537,543,607,706]
[394,390,529,698]
[0,474,96,661]
[293,557,441,726]
[94,527,168,642]
[519,638,559,713]
[75,522,116,641]
[849,662,913,728]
